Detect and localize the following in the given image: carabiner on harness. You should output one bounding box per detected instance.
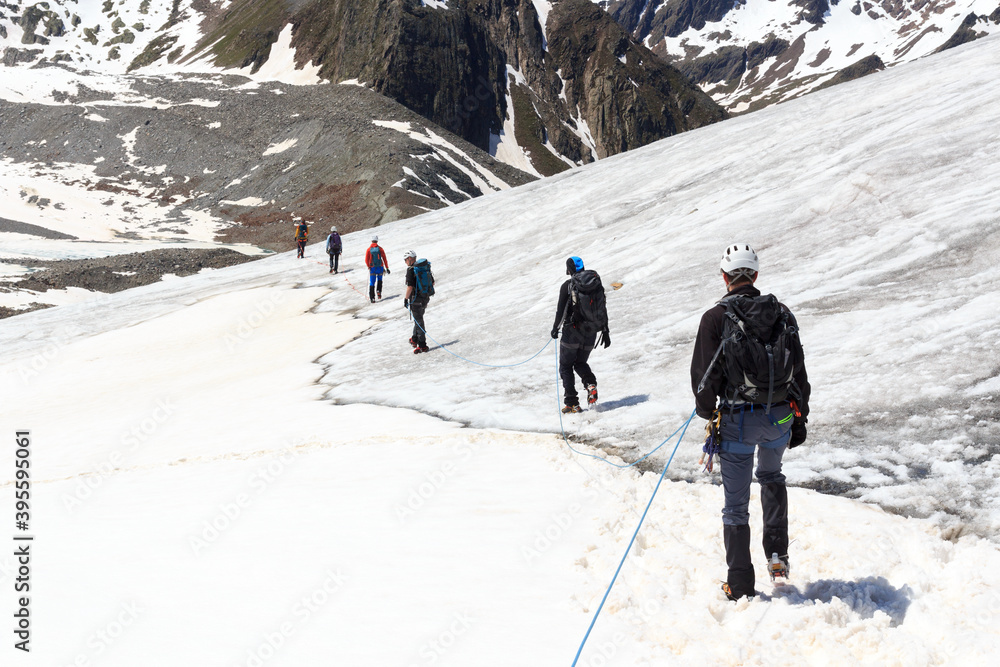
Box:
[699,410,723,474]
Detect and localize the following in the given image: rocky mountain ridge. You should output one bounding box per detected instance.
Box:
[595,0,1000,112]
[1,0,729,176]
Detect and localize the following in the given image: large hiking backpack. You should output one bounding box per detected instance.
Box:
[717,294,800,410]
[413,259,435,296]
[569,270,608,335]
[369,245,383,268]
[295,223,308,241]
[326,232,342,253]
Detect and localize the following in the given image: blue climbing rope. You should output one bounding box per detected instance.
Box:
[570,410,694,667]
[401,297,700,665]
[555,343,695,469]
[410,314,553,368]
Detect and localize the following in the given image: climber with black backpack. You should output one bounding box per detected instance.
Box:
[551,256,610,413]
[690,243,811,602]
[403,250,435,354]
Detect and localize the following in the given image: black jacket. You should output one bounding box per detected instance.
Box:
[690,283,810,420]
[553,279,607,347]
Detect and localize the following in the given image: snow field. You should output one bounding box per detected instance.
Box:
[2,245,999,664]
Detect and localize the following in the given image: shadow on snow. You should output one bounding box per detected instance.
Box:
[767,576,913,627]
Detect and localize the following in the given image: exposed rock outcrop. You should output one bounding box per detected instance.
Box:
[183,0,726,173]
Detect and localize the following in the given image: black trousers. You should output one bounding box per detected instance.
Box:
[559,342,596,406]
[410,297,429,346]
[296,240,306,258]
[328,252,340,271]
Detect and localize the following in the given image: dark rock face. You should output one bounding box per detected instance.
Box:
[747,37,790,70]
[935,12,999,54]
[605,0,735,41]
[187,0,726,171]
[791,0,832,26]
[679,45,745,85]
[815,54,885,91]
[548,0,726,158]
[679,36,789,87]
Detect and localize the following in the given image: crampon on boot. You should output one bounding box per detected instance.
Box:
[768,553,790,583]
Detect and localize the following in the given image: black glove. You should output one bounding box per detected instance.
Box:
[551,327,559,339]
[788,419,807,449]
[403,299,410,309]
[386,268,391,275]
[601,329,611,349]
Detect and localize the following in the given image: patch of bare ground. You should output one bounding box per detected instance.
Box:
[808,47,831,67]
[216,181,371,253]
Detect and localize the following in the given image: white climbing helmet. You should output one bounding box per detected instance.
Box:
[331,226,337,232]
[720,243,759,275]
[371,234,378,242]
[403,250,417,260]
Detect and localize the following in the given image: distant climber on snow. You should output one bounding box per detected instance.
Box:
[690,243,811,602]
[403,250,435,354]
[325,226,342,274]
[551,256,610,413]
[365,235,389,303]
[293,219,309,259]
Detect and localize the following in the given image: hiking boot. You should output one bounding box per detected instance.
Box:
[413,345,430,354]
[722,582,755,601]
[562,405,583,414]
[408,337,419,348]
[586,384,598,405]
[377,292,382,300]
[370,297,375,303]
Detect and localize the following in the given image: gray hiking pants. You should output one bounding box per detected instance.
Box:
[719,445,786,526]
[717,403,793,527]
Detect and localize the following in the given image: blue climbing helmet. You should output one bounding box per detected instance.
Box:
[566,256,584,275]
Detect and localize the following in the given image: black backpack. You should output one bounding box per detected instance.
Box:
[569,270,608,335]
[714,294,800,411]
